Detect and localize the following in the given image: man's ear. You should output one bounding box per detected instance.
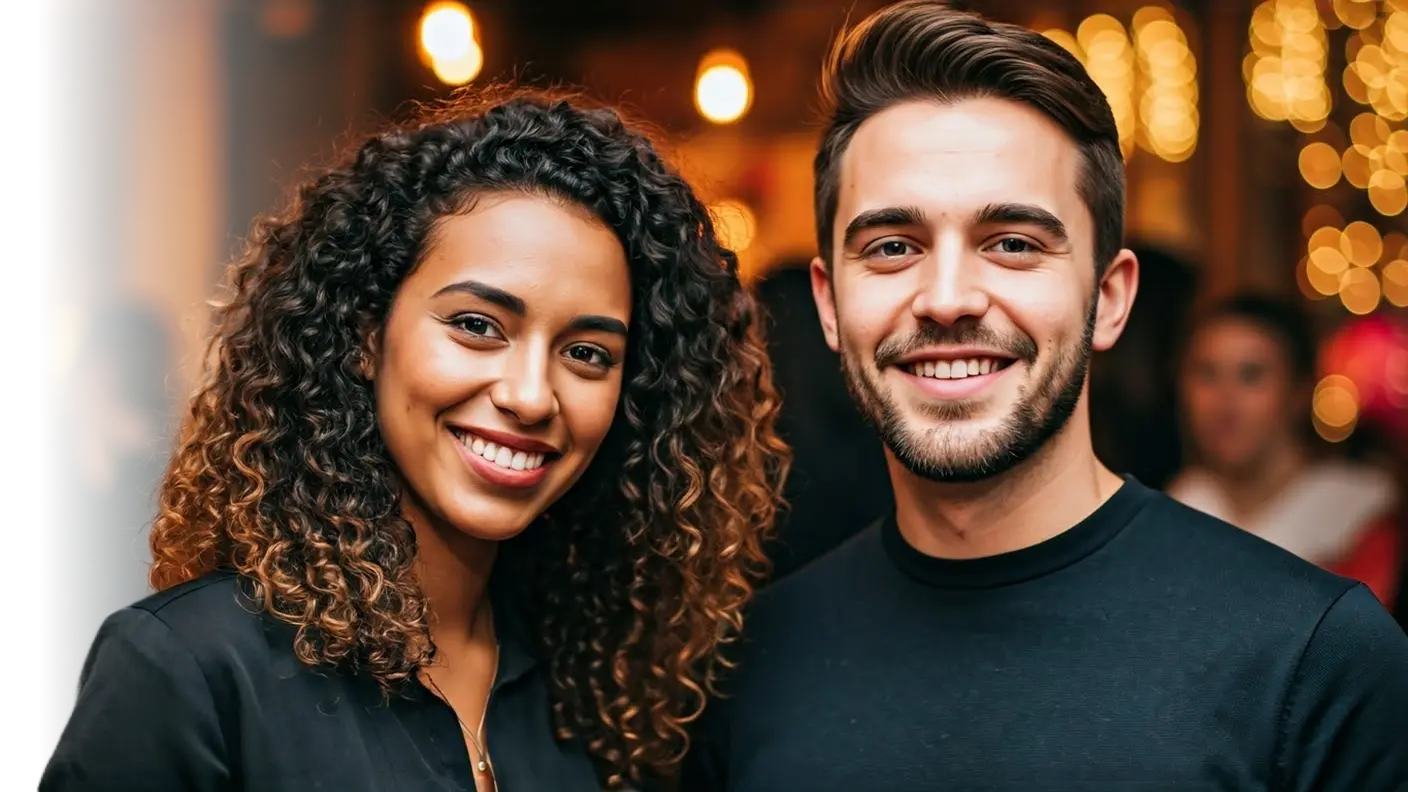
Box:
[811,256,840,353]
[1092,249,1139,353]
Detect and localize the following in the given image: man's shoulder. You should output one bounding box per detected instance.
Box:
[1127,490,1363,613]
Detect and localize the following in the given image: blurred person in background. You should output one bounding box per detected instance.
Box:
[1169,294,1400,605]
[43,88,788,792]
[49,298,170,718]
[751,262,891,580]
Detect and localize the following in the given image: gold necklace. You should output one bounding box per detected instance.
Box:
[424,642,500,777]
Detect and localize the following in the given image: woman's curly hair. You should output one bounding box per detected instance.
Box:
[149,86,789,787]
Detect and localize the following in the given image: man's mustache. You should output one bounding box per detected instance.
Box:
[874,322,1038,368]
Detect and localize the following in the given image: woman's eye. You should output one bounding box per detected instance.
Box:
[451,315,502,339]
[566,344,614,368]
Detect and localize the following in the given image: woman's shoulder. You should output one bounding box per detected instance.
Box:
[112,569,291,668]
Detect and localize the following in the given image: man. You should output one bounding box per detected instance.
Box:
[1169,294,1399,603]
[682,2,1408,790]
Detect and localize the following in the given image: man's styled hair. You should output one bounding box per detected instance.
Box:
[813,0,1126,273]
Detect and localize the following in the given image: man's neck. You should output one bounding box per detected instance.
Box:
[889,416,1124,560]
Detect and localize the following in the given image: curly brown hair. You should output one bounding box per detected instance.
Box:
[149,86,789,787]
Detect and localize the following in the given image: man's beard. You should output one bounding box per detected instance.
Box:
[840,302,1097,483]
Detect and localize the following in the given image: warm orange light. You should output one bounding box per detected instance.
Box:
[430,39,483,86]
[709,199,757,252]
[695,50,753,125]
[419,2,475,65]
[419,2,482,86]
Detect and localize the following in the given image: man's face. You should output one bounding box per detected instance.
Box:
[812,98,1135,483]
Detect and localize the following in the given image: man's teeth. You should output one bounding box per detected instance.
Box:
[907,358,1003,379]
[457,432,547,471]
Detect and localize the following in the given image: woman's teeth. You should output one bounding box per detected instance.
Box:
[907,358,1006,379]
[454,432,547,471]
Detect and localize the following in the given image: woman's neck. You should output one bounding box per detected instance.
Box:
[405,500,499,655]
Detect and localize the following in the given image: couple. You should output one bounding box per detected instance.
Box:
[43,3,1408,791]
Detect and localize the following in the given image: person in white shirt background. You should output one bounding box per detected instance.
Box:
[1168,293,1398,599]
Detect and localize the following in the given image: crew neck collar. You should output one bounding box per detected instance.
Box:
[882,475,1152,589]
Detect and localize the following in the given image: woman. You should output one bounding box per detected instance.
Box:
[43,88,789,791]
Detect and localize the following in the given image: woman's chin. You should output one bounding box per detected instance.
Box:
[438,502,544,544]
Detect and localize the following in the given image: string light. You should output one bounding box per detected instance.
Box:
[1246,0,1331,130]
[418,2,482,86]
[694,49,753,125]
[1344,11,1408,121]
[1313,373,1360,442]
[1077,15,1138,158]
[1132,7,1199,162]
[1301,218,1402,317]
[1299,141,1343,188]
[1383,258,1408,306]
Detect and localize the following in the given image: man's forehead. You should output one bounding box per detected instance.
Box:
[837,98,1086,224]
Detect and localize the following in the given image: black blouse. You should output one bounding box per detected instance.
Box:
[41,570,604,791]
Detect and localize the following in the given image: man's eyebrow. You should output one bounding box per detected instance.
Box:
[842,206,927,248]
[973,202,1068,242]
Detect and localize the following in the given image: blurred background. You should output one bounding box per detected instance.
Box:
[25,0,1408,777]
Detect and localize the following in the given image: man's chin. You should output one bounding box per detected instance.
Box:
[895,401,1008,433]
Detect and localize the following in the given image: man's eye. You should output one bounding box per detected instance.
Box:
[994,238,1034,254]
[875,240,913,257]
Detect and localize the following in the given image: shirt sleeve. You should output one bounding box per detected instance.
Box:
[1276,583,1408,792]
[41,607,232,792]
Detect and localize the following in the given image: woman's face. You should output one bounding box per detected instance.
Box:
[371,192,631,541]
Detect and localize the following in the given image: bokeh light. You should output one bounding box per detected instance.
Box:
[1299,141,1342,187]
[1313,373,1360,441]
[695,49,753,124]
[1302,203,1345,237]
[1369,170,1408,215]
[1133,9,1199,162]
[1078,15,1138,158]
[430,39,483,86]
[419,2,482,86]
[419,2,475,63]
[1341,220,1384,265]
[1384,258,1408,306]
[1342,8,1408,122]
[1340,266,1383,314]
[709,199,757,252]
[1246,0,1331,128]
